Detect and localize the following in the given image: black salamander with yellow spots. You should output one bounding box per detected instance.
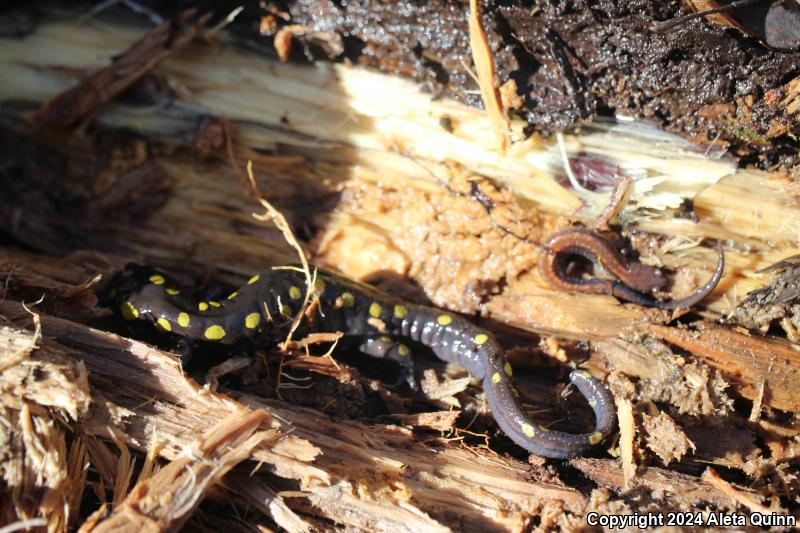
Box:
[107,264,615,459]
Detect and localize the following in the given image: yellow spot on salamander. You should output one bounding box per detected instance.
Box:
[491,372,501,384]
[340,292,355,307]
[245,312,261,329]
[539,424,550,433]
[209,301,221,308]
[227,291,238,300]
[149,274,165,285]
[398,344,410,356]
[380,336,391,342]
[279,303,291,317]
[156,317,171,332]
[120,301,139,320]
[394,304,407,319]
[581,370,592,379]
[247,274,260,285]
[166,288,180,296]
[289,286,302,299]
[437,314,453,326]
[198,302,209,311]
[177,312,190,328]
[369,303,382,318]
[204,325,226,340]
[588,431,603,445]
[503,362,513,377]
[474,333,489,345]
[314,278,326,292]
[521,423,535,438]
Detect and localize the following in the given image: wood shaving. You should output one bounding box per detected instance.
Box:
[468,0,510,151]
[640,410,696,465]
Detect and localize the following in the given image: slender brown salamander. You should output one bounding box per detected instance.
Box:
[539,228,724,310]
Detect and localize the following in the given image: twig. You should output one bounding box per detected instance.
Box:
[468,0,510,151]
[30,8,211,126]
[702,467,773,514]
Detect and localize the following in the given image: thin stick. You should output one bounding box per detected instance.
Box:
[468,0,510,151]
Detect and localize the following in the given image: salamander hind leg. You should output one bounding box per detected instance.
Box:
[358,337,417,390]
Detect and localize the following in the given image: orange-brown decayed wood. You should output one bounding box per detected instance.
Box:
[645,323,800,412]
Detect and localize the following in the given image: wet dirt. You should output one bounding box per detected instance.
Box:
[254,0,800,167]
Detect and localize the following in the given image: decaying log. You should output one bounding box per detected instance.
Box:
[30,8,211,127]
[2,5,800,531]
[264,1,800,166]
[81,410,273,533]
[0,298,587,531]
[645,323,800,412]
[571,458,772,512]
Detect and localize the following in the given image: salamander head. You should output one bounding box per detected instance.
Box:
[100,263,161,307]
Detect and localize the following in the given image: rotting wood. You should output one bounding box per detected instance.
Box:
[639,409,696,465]
[644,323,800,412]
[0,135,733,343]
[0,18,734,219]
[30,9,212,127]
[0,299,589,531]
[271,0,800,165]
[3,243,796,528]
[2,6,800,531]
[615,398,635,488]
[571,458,773,512]
[0,307,91,529]
[0,323,90,419]
[2,18,776,343]
[80,410,273,533]
[223,472,313,533]
[1,403,64,530]
[701,467,773,515]
[467,0,510,152]
[593,321,800,413]
[83,437,132,509]
[238,394,589,524]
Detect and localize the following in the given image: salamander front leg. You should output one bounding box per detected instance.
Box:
[358,337,417,390]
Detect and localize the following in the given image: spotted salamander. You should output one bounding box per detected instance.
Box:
[106,264,615,459]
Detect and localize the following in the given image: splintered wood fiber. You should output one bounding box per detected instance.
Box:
[1,5,800,532]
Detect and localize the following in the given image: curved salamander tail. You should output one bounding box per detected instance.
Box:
[610,240,724,310]
[396,305,617,459]
[483,368,616,459]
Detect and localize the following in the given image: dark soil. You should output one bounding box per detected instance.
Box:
[258,0,800,167]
